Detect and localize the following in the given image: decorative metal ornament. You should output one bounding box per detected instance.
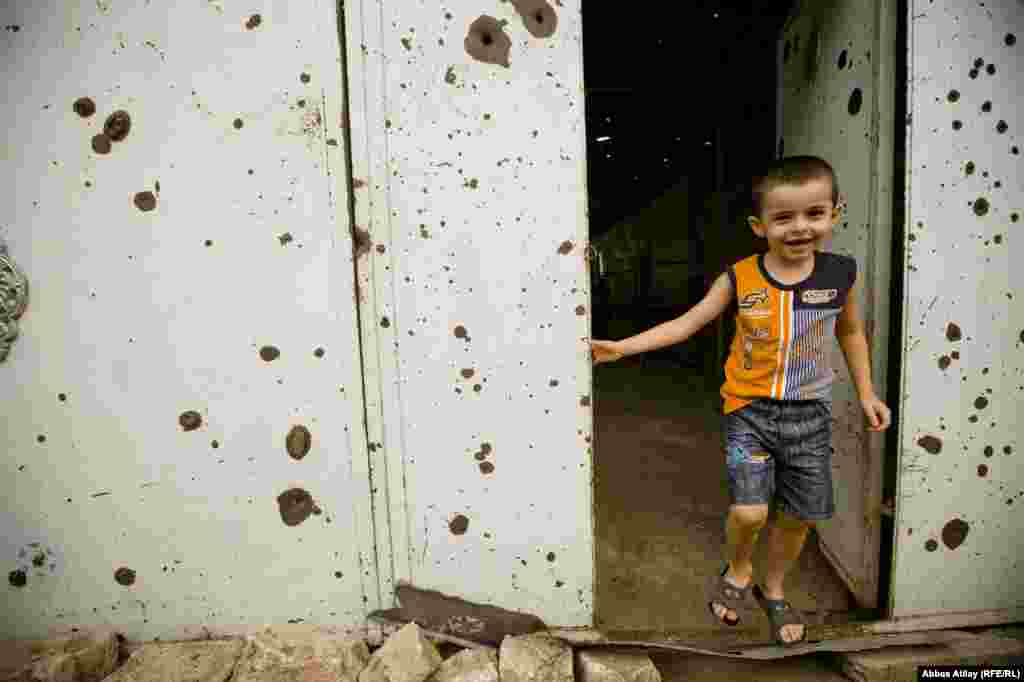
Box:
[0,241,29,363]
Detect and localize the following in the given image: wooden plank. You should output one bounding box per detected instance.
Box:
[839,633,1024,682]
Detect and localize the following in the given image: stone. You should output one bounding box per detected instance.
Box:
[103,640,245,682]
[499,634,574,682]
[233,628,371,682]
[426,647,498,682]
[1,630,119,682]
[576,650,661,682]
[359,623,443,682]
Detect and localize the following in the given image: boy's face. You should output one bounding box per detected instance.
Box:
[747,177,841,264]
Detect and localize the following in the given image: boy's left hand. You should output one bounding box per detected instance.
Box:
[861,394,891,431]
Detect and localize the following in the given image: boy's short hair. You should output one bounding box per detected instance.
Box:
[751,155,840,220]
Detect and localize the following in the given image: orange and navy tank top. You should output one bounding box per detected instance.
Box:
[721,251,857,414]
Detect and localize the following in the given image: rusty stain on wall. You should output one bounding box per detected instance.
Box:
[114,567,136,586]
[353,226,371,257]
[73,97,96,117]
[449,514,470,535]
[104,111,131,141]
[277,488,318,526]
[509,0,558,38]
[179,411,202,432]
[133,191,156,212]
[286,425,312,460]
[941,519,969,550]
[464,16,511,68]
[91,134,112,155]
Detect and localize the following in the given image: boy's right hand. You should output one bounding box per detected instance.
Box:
[590,339,625,365]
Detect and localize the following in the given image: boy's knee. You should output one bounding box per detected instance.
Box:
[729,504,770,529]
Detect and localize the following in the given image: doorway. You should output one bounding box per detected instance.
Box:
[582,1,868,639]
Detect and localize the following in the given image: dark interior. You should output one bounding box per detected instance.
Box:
[580,0,901,637]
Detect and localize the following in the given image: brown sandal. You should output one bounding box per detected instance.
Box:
[707,562,753,626]
[752,584,807,646]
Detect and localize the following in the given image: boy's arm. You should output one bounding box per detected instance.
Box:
[618,272,733,358]
[835,274,878,400]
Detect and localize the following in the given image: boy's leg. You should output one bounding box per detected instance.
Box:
[762,511,814,642]
[712,503,769,623]
[715,400,777,624]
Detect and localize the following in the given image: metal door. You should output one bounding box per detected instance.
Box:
[0,0,377,639]
[890,0,1024,621]
[775,0,899,608]
[342,0,594,626]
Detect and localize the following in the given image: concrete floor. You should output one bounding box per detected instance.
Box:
[592,354,854,642]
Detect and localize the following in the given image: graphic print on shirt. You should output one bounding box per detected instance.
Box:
[721,252,857,414]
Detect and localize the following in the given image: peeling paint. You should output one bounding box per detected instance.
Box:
[352,226,371,257]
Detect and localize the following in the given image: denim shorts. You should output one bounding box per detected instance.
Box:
[722,398,835,521]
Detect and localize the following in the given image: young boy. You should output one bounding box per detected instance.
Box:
[589,155,891,646]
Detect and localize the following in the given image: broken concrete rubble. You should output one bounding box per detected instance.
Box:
[102,639,244,682]
[1,630,119,682]
[499,634,574,682]
[3,586,1022,681]
[360,622,443,682]
[428,647,499,682]
[575,650,661,682]
[233,628,371,682]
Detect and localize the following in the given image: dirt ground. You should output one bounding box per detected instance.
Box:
[592,354,854,640]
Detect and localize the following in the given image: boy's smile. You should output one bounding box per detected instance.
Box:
[748,177,841,268]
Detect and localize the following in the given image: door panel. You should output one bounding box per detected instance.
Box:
[0,0,376,639]
[891,0,1024,619]
[776,0,898,608]
[342,0,594,625]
